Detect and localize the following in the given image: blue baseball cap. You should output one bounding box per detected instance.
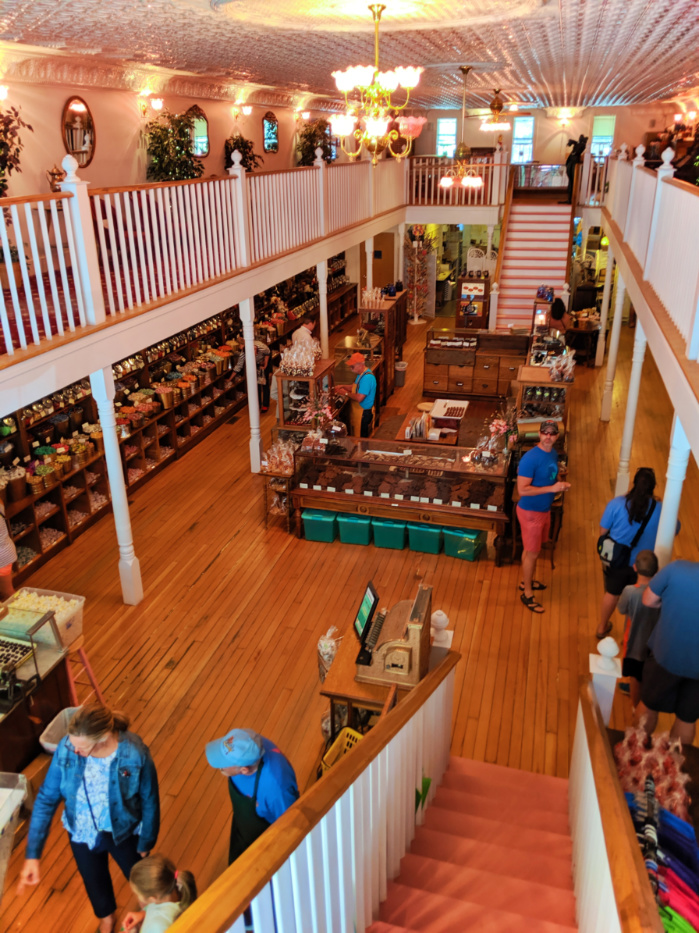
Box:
[206,728,263,769]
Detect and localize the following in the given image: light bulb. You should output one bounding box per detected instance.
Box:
[0,86,9,101]
[394,66,423,89]
[332,70,356,93]
[365,115,389,138]
[439,176,454,189]
[330,113,357,138]
[242,106,252,116]
[377,71,399,93]
[151,98,164,112]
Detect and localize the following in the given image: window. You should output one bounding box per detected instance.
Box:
[263,112,279,153]
[591,115,615,159]
[511,116,534,163]
[186,105,209,158]
[436,118,457,157]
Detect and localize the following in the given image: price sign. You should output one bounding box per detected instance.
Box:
[32,441,39,448]
[12,457,20,466]
[72,431,79,438]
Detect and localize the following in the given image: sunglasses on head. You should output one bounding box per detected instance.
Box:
[540,430,557,436]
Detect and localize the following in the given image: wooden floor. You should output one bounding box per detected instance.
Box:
[2,314,698,932]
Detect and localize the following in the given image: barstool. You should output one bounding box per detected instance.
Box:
[64,635,105,707]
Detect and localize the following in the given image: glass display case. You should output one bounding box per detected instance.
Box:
[291,437,511,561]
[516,365,572,433]
[0,604,64,718]
[276,359,345,431]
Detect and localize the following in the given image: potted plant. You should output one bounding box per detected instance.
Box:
[146,110,204,182]
[224,133,264,173]
[297,118,334,166]
[0,105,33,198]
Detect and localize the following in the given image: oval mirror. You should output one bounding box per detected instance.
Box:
[187,104,209,158]
[61,96,96,167]
[263,111,279,153]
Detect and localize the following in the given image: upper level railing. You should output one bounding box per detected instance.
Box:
[604,145,699,360]
[408,153,507,207]
[170,649,461,933]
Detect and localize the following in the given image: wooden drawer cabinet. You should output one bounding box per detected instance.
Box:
[424,362,448,391]
[499,356,521,380]
[498,378,513,396]
[448,364,473,393]
[473,376,499,395]
[475,354,498,376]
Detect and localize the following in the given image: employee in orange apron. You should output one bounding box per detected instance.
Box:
[338,351,377,437]
[205,728,299,865]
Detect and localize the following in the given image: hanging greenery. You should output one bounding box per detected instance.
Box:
[0,106,34,198]
[146,110,204,182]
[296,118,333,166]
[224,133,264,173]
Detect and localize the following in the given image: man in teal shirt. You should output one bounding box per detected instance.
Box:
[339,352,377,437]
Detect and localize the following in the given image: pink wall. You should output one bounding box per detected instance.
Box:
[3,83,311,197]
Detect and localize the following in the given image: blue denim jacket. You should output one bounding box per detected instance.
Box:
[26,731,160,859]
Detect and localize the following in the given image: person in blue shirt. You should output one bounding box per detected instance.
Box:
[516,420,571,613]
[635,559,699,746]
[205,728,299,865]
[596,467,673,639]
[338,352,377,437]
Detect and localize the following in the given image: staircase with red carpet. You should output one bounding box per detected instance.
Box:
[496,202,573,331]
[367,757,577,933]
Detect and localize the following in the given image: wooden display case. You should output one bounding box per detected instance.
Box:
[261,472,294,532]
[276,359,343,432]
[423,329,529,399]
[457,276,490,329]
[516,364,572,433]
[358,291,407,399]
[291,436,511,564]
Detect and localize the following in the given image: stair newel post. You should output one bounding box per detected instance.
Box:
[60,154,106,326]
[644,147,675,276]
[590,638,621,725]
[488,281,499,331]
[313,147,327,237]
[89,366,144,605]
[594,248,615,367]
[622,144,646,236]
[240,296,263,472]
[561,282,571,310]
[228,150,252,268]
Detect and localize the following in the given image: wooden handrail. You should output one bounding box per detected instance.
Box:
[248,165,319,179]
[0,191,73,206]
[493,167,515,286]
[90,175,234,196]
[170,649,461,933]
[578,681,664,933]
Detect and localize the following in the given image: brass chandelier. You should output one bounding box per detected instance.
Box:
[440,66,483,190]
[330,4,426,166]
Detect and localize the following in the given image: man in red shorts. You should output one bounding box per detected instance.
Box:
[516,421,571,613]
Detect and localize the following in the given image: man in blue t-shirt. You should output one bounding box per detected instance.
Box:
[338,352,377,437]
[635,560,699,745]
[516,420,571,613]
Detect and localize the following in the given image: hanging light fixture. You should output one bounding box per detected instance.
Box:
[480,89,511,132]
[440,66,483,190]
[330,4,426,165]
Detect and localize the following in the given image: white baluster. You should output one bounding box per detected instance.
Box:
[9,204,39,344]
[614,319,647,495]
[59,154,106,324]
[38,200,64,337]
[600,273,626,422]
[24,202,52,339]
[270,860,298,933]
[364,237,374,291]
[90,366,143,605]
[122,191,143,305]
[655,414,690,568]
[168,185,186,290]
[51,198,78,329]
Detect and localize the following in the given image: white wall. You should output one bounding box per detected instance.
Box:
[415,102,680,162]
[2,82,318,196]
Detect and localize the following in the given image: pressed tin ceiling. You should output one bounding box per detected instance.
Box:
[0,0,698,110]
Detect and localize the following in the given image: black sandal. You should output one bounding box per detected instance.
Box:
[520,593,545,613]
[519,581,547,592]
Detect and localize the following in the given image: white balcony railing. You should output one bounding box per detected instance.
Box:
[408,154,506,207]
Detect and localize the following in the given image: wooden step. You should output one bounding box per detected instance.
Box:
[421,810,573,866]
[432,786,571,835]
[381,883,577,933]
[396,853,577,928]
[367,924,420,933]
[441,761,569,814]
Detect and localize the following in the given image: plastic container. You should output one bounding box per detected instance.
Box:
[0,773,28,900]
[443,527,486,561]
[40,707,81,753]
[394,360,408,387]
[321,727,362,772]
[372,517,407,549]
[7,587,85,647]
[407,522,442,554]
[302,509,338,543]
[337,514,372,545]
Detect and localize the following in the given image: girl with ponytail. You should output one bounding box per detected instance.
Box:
[124,854,197,932]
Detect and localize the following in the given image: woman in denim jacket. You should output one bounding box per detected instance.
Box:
[19,703,160,933]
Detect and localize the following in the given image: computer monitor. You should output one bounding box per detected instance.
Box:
[353,581,379,644]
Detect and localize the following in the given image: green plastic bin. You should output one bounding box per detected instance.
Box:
[337,514,372,545]
[302,509,338,542]
[371,518,407,550]
[443,527,486,561]
[407,522,442,554]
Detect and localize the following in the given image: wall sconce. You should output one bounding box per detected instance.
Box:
[232,104,252,120]
[674,112,683,124]
[301,111,310,120]
[689,111,697,123]
[0,86,9,101]
[242,105,252,116]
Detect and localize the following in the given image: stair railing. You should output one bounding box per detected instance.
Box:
[169,649,461,933]
[489,166,515,330]
[570,681,664,933]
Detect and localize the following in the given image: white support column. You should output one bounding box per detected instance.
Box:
[365,237,374,291]
[655,415,690,569]
[60,155,106,325]
[595,248,615,367]
[488,282,499,331]
[614,319,647,495]
[313,147,327,236]
[580,149,592,206]
[89,367,143,605]
[317,259,329,358]
[397,223,406,285]
[486,224,494,258]
[228,150,251,268]
[600,273,626,422]
[240,297,263,473]
[580,226,589,258]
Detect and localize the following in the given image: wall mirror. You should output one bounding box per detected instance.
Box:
[187,104,209,158]
[61,96,96,167]
[263,111,279,153]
